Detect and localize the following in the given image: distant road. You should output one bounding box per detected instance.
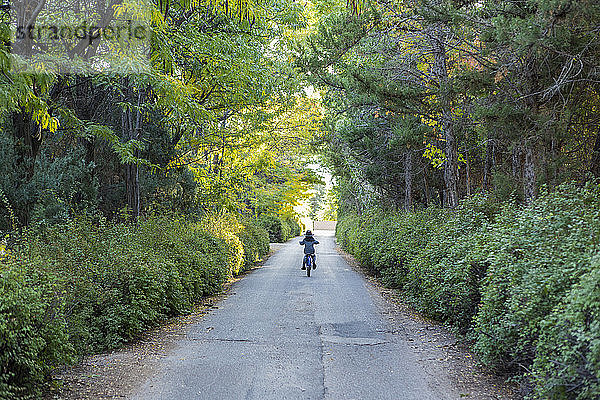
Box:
[131,230,457,400]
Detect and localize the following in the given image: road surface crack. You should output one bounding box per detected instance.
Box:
[189,338,254,343]
[318,325,327,400]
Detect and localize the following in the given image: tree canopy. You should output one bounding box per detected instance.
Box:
[297,0,600,211]
[0,0,323,228]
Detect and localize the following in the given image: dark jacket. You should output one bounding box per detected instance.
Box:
[299,236,319,254]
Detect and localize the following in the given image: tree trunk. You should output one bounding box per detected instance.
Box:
[11,111,42,181]
[123,108,140,219]
[76,77,97,205]
[465,149,471,198]
[122,80,142,219]
[512,142,521,180]
[522,54,540,205]
[430,15,458,208]
[590,126,600,178]
[422,173,430,207]
[524,142,536,205]
[443,130,459,208]
[550,136,558,188]
[125,163,140,218]
[404,149,413,211]
[483,137,495,190]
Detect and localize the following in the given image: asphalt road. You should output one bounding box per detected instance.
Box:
[131,230,458,400]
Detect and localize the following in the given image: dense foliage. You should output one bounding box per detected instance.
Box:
[258,214,303,242]
[300,0,600,210]
[336,182,600,399]
[0,212,270,398]
[0,0,322,231]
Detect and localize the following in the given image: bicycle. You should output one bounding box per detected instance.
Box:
[304,253,315,277]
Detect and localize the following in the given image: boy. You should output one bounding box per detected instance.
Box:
[299,230,319,270]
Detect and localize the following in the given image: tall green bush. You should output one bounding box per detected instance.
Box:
[238,218,270,270]
[258,214,300,242]
[283,216,302,237]
[401,197,493,333]
[202,211,245,276]
[474,184,600,372]
[531,258,600,399]
[0,264,74,399]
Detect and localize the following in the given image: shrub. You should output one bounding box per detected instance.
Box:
[335,212,373,270]
[258,214,283,242]
[336,208,447,281]
[335,213,360,252]
[282,216,302,237]
[402,195,495,333]
[237,218,270,271]
[258,214,300,242]
[530,257,600,399]
[0,262,73,399]
[17,215,231,356]
[474,183,600,372]
[202,211,245,276]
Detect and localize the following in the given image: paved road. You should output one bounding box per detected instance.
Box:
[131,231,457,400]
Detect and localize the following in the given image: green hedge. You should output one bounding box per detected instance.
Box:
[0,212,269,398]
[202,212,245,276]
[0,265,74,399]
[257,215,301,242]
[531,259,600,399]
[336,182,600,399]
[237,218,270,270]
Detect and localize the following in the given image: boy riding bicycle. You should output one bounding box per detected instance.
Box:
[299,230,319,270]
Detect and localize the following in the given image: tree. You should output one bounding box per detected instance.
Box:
[0,0,316,226]
[300,0,600,211]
